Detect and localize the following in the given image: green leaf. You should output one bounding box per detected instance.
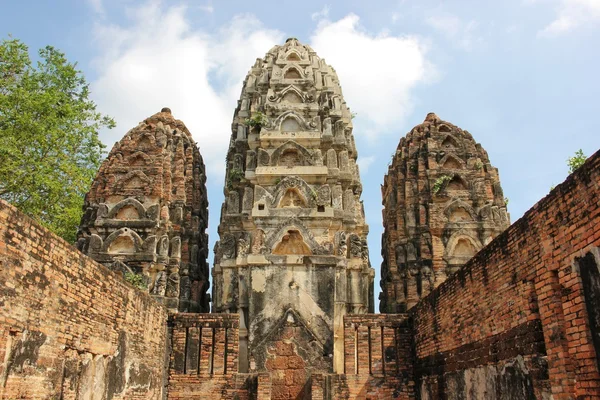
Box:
[0,37,115,242]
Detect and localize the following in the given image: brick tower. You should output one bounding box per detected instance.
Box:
[380,113,509,312]
[77,108,210,312]
[211,38,374,388]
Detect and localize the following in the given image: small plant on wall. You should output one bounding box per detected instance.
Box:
[432,175,452,194]
[124,272,147,290]
[227,168,244,190]
[244,112,269,129]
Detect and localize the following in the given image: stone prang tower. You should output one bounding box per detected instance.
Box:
[380,113,509,312]
[212,38,374,380]
[77,109,210,312]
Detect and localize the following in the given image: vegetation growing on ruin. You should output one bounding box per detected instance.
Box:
[432,175,452,194]
[568,149,587,174]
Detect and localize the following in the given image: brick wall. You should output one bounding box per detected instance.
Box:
[411,149,600,399]
[0,200,168,399]
[314,314,414,399]
[168,313,256,399]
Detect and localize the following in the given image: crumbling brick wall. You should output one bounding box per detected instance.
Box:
[0,200,168,399]
[411,149,600,399]
[168,313,257,399]
[313,314,414,399]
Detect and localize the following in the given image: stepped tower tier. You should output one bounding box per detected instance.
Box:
[213,38,374,378]
[380,113,510,313]
[77,108,210,312]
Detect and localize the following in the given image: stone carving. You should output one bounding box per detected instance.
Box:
[336,231,348,257]
[252,229,265,254]
[221,234,236,260]
[246,150,257,170]
[380,113,510,312]
[227,192,240,214]
[77,108,209,312]
[349,234,362,258]
[243,187,254,213]
[213,38,374,377]
[326,149,338,169]
[332,185,343,210]
[237,235,250,258]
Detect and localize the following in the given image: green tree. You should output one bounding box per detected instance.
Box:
[567,149,587,174]
[0,37,115,242]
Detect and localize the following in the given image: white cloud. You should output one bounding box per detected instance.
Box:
[310,14,433,134]
[538,0,600,36]
[311,5,330,21]
[357,156,375,173]
[90,2,283,180]
[425,14,482,51]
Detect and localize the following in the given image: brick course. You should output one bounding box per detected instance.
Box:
[0,199,168,399]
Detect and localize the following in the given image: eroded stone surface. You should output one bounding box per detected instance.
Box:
[77,109,209,312]
[212,38,374,380]
[380,113,510,312]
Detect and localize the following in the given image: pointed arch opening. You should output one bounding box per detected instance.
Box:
[442,155,463,170]
[280,116,302,132]
[115,205,140,220]
[439,124,452,133]
[284,67,302,79]
[447,175,468,190]
[453,238,477,258]
[279,149,301,167]
[448,207,473,222]
[282,90,303,103]
[286,52,301,61]
[107,235,136,254]
[272,229,312,255]
[442,135,459,149]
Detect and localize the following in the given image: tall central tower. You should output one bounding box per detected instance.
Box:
[212,38,373,384]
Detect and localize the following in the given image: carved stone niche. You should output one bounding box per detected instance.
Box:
[272,230,312,255]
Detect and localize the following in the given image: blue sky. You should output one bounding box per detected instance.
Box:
[3,0,599,309]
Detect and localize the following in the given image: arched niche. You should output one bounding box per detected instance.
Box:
[448,207,473,222]
[264,218,321,253]
[104,228,143,254]
[286,52,301,61]
[108,198,146,220]
[115,205,140,220]
[279,188,307,208]
[439,124,452,133]
[441,135,459,149]
[116,170,151,191]
[135,133,156,151]
[279,149,301,167]
[127,151,151,166]
[272,229,312,255]
[444,232,481,261]
[441,154,464,170]
[271,140,313,167]
[453,238,477,258]
[447,175,468,191]
[444,199,476,221]
[281,116,302,132]
[271,176,314,208]
[282,90,303,103]
[284,67,302,79]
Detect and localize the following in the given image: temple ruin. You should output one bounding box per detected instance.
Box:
[1,37,600,399]
[77,108,210,312]
[380,113,510,312]
[212,38,374,386]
